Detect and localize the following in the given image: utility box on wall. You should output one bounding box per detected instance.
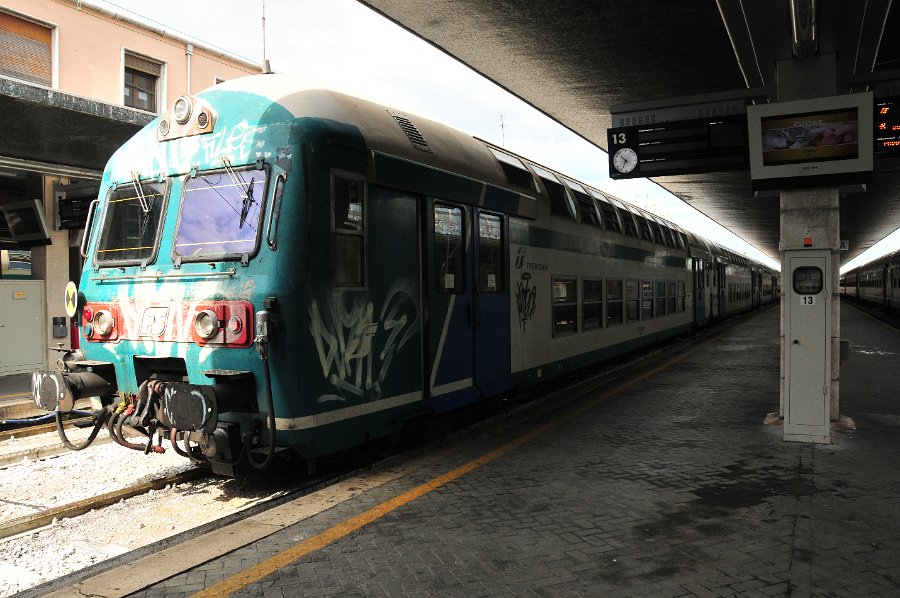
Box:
[0,280,45,375]
[783,249,832,443]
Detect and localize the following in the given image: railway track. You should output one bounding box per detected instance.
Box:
[0,416,111,467]
[0,467,209,540]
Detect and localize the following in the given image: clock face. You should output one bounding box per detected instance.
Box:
[613,147,638,174]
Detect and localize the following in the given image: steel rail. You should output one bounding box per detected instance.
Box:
[0,467,209,540]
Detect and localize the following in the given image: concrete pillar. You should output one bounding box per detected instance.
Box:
[780,188,841,440]
[775,53,842,439]
[29,175,72,367]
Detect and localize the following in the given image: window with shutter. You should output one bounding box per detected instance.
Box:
[124,52,162,112]
[0,12,52,86]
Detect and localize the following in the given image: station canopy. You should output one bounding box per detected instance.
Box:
[358,0,900,266]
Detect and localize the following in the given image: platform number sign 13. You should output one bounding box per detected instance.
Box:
[607,129,639,178]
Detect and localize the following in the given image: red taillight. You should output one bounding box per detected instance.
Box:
[81,303,119,342]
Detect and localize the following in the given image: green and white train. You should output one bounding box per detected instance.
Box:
[32,75,777,475]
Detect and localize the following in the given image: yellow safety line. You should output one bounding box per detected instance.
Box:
[192,325,735,598]
[0,392,29,400]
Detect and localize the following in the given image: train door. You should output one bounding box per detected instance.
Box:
[693,259,707,325]
[752,270,760,306]
[890,265,897,313]
[425,199,478,411]
[883,264,889,307]
[716,262,727,317]
[473,210,511,396]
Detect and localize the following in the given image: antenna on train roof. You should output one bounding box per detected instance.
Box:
[261,0,272,74]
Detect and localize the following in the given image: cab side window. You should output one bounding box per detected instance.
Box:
[332,173,366,288]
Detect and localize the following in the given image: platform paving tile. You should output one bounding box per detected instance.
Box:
[122,306,900,597]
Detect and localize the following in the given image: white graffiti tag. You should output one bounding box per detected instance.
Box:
[309,279,419,403]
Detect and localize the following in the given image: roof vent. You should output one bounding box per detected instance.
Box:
[388,110,431,152]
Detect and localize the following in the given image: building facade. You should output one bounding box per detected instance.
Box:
[0,0,260,374]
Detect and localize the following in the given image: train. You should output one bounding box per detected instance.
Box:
[32,74,778,476]
[840,249,900,314]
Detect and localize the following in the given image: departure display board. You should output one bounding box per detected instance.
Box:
[875,97,900,155]
[607,115,748,180]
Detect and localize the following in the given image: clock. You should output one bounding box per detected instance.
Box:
[612,147,638,174]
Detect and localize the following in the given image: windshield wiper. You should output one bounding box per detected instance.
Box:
[131,172,153,214]
[220,157,257,229]
[239,178,255,229]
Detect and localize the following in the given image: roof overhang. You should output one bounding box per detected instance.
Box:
[0,77,153,179]
[355,0,900,267]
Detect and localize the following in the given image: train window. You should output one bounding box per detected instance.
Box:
[625,278,640,323]
[532,165,575,219]
[620,211,639,238]
[95,178,168,266]
[562,179,600,227]
[793,267,823,295]
[642,281,654,320]
[606,279,623,326]
[634,214,653,241]
[677,281,686,312]
[663,227,678,248]
[175,164,270,262]
[487,147,536,191]
[478,213,504,293]
[655,281,667,316]
[574,193,601,227]
[668,281,677,314]
[552,277,577,336]
[434,204,465,294]
[583,278,603,331]
[597,198,622,234]
[266,172,287,250]
[331,174,366,287]
[650,222,665,245]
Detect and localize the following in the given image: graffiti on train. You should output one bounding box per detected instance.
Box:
[309,279,420,403]
[515,272,537,330]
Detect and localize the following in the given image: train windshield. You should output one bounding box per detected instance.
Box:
[174,164,268,260]
[95,179,168,265]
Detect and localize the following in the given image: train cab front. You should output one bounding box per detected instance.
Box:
[30,88,290,476]
[31,299,278,477]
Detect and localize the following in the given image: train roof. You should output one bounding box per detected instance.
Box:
[206,75,768,270]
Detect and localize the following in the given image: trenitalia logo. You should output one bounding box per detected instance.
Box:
[515,247,527,269]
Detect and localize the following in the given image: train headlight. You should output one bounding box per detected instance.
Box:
[173,96,193,124]
[93,310,115,336]
[194,310,221,340]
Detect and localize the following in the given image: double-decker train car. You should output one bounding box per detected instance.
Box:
[840,249,900,314]
[32,75,777,475]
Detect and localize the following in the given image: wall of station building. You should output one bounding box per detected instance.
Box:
[1,0,259,104]
[0,0,260,374]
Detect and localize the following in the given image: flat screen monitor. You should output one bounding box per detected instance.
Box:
[747,93,873,190]
[1,199,52,246]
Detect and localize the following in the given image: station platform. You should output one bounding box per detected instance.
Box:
[32,301,900,597]
[0,373,35,421]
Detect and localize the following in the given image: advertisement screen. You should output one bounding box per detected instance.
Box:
[760,109,859,166]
